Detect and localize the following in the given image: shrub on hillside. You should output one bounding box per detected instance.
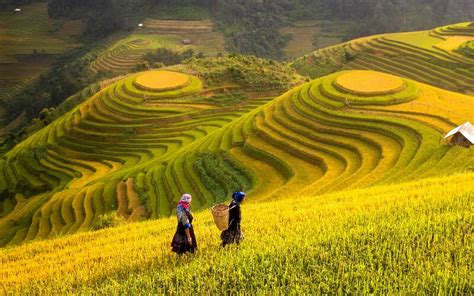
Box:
[194,152,253,203]
[293,53,343,79]
[92,212,125,230]
[145,48,196,66]
[456,40,474,58]
[184,55,294,90]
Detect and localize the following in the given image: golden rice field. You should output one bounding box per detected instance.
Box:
[335,70,405,95]
[434,36,474,52]
[135,70,190,91]
[1,172,472,293]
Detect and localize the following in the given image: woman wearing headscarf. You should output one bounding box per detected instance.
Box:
[171,193,197,254]
[221,191,246,247]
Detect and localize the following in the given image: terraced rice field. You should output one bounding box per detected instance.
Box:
[294,22,474,94]
[280,20,351,59]
[0,68,473,247]
[434,36,474,53]
[89,19,226,74]
[134,71,190,90]
[431,22,474,37]
[143,19,226,56]
[0,2,81,104]
[89,36,161,74]
[335,71,405,95]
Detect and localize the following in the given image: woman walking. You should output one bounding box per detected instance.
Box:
[221,191,246,247]
[171,193,197,254]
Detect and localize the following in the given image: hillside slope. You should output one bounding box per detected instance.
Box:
[89,19,226,75]
[293,22,474,94]
[0,57,298,246]
[0,2,81,133]
[0,65,473,247]
[1,172,472,293]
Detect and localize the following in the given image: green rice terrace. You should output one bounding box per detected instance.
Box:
[1,62,473,247]
[293,22,474,95]
[457,40,474,58]
[89,19,226,75]
[0,2,81,117]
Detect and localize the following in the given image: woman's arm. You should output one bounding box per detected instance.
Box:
[177,207,192,245]
[185,228,192,245]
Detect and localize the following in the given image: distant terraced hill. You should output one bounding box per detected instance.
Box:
[293,22,474,95]
[89,19,225,74]
[0,2,82,130]
[0,64,472,247]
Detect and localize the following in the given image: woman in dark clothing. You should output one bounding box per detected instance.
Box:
[171,193,197,254]
[221,191,246,247]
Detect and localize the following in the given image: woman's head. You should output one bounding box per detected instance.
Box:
[232,191,246,203]
[180,193,192,205]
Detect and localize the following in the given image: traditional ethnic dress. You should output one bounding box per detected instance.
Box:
[221,191,245,247]
[171,194,197,254]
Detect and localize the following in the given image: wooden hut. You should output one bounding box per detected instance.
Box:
[444,122,474,147]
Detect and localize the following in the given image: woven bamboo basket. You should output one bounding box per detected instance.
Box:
[211,203,229,231]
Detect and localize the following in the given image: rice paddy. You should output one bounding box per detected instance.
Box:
[293,22,474,95]
[435,36,474,52]
[335,70,405,95]
[135,71,190,91]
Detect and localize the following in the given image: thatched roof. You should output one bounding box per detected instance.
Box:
[444,122,474,144]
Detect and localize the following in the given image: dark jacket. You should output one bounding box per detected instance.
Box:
[220,200,242,246]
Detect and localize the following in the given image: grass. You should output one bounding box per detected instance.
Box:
[0,172,472,294]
